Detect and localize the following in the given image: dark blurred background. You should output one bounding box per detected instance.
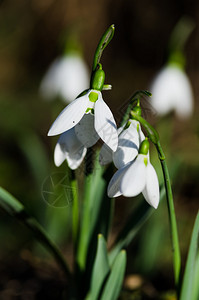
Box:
[0,0,199,299]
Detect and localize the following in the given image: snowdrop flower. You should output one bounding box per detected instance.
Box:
[40,54,90,103]
[108,139,159,209]
[150,64,194,119]
[48,67,118,152]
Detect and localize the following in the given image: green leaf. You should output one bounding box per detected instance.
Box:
[0,186,72,281]
[180,212,199,300]
[90,234,110,300]
[76,152,113,273]
[101,250,126,300]
[109,187,165,265]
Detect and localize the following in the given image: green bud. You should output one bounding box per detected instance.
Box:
[139,139,149,155]
[91,65,105,91]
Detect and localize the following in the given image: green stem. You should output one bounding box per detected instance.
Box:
[130,112,181,290]
[76,174,92,271]
[71,171,79,248]
[156,141,181,289]
[76,149,94,271]
[120,90,152,127]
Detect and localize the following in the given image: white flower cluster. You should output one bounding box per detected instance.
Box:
[48,90,160,209]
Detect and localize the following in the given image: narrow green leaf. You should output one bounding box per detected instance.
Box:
[90,234,110,300]
[180,212,199,300]
[101,250,126,300]
[0,186,72,282]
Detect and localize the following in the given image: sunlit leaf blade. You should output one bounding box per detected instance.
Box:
[101,250,126,300]
[0,186,72,281]
[90,234,110,300]
[180,212,199,300]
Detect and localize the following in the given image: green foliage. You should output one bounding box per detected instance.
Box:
[180,212,199,300]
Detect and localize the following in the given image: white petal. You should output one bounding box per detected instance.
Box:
[107,163,131,198]
[48,93,90,136]
[142,163,159,209]
[54,128,87,169]
[121,154,147,197]
[54,142,66,167]
[75,113,99,147]
[113,120,140,168]
[94,95,118,151]
[65,147,87,170]
[99,125,125,166]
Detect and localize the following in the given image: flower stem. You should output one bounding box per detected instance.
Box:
[130,112,181,291]
[156,141,181,290]
[71,170,79,248]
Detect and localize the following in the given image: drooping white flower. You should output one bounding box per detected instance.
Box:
[48,89,118,152]
[54,127,87,170]
[108,153,159,209]
[40,54,90,103]
[150,64,194,119]
[99,119,144,167]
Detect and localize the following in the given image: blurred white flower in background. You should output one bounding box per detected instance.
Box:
[40,53,90,103]
[150,16,195,119]
[150,64,194,119]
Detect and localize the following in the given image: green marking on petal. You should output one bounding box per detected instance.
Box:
[86,108,95,115]
[89,91,98,102]
[144,156,148,166]
[137,123,139,133]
